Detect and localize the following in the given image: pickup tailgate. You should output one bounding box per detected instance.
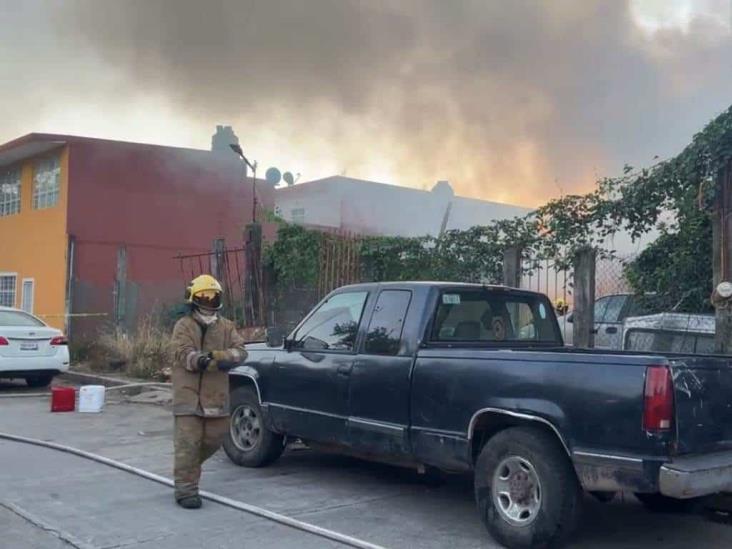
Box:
[671,357,732,454]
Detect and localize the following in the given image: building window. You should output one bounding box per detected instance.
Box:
[21,279,35,314]
[33,155,60,210]
[0,168,21,217]
[0,274,17,307]
[291,207,305,224]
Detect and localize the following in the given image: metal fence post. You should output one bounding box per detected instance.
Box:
[573,246,596,348]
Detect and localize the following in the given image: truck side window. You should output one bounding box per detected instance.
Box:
[364,290,412,355]
[593,296,610,323]
[293,291,368,351]
[602,295,627,323]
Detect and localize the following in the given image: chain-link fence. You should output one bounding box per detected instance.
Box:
[519,251,716,353]
[595,256,633,299]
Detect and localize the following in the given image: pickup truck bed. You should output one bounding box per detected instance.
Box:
[222,282,732,548]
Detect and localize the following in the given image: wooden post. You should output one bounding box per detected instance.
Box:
[502,247,522,288]
[114,245,127,332]
[713,162,732,353]
[573,246,596,349]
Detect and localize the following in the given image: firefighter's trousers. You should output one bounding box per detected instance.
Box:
[174,415,228,500]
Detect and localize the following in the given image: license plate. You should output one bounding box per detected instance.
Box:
[20,342,39,351]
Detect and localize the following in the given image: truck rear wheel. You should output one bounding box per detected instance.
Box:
[224,386,284,467]
[474,426,582,549]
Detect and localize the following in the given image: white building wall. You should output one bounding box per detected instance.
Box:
[275,176,533,237]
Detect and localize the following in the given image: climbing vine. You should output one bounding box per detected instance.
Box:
[265,105,732,304]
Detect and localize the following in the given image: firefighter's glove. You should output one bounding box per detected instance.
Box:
[207,350,241,372]
[194,353,212,372]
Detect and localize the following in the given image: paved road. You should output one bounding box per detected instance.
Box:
[1,394,731,548]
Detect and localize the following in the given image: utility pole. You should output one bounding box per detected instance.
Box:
[229,144,258,223]
[229,144,263,327]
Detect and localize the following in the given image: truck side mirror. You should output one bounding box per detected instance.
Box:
[266,327,286,348]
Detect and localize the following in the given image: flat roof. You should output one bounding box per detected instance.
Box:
[0,136,67,168]
[0,132,221,169]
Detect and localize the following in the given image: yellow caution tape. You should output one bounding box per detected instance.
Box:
[36,313,110,318]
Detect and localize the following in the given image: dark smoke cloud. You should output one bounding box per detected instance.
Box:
[2,0,731,205]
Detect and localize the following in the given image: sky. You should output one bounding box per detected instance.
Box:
[1,0,731,206]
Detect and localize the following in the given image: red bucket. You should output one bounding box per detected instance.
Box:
[51,386,76,412]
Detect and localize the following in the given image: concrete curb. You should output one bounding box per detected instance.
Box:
[61,371,171,388]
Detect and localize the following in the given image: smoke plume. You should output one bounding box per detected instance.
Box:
[1,0,731,205]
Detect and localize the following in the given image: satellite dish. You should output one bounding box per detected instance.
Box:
[283,172,295,186]
[265,167,282,185]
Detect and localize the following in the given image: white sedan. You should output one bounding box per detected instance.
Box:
[0,306,70,387]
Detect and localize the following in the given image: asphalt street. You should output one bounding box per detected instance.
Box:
[1,390,732,548]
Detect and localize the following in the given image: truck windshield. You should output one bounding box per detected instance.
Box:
[431,289,561,345]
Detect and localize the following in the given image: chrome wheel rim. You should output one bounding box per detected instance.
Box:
[230,405,262,452]
[492,455,542,526]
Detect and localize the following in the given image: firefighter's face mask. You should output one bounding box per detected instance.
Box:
[194,308,218,325]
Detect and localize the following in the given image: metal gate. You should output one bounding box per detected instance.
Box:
[174,247,252,326]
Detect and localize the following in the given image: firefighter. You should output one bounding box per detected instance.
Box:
[171,274,247,509]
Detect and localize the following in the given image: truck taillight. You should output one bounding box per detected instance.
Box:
[0,336,8,346]
[643,365,674,432]
[50,336,68,346]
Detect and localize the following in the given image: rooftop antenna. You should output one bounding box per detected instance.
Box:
[265,167,282,186]
[230,144,258,222]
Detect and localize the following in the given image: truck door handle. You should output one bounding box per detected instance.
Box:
[606,326,618,334]
[337,365,352,376]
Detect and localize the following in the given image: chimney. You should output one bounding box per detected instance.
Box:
[211,125,240,153]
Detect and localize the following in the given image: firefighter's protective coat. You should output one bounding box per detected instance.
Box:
[171,314,247,417]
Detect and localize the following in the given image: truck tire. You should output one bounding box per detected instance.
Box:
[634,493,700,513]
[223,386,284,467]
[25,374,53,388]
[474,426,582,549]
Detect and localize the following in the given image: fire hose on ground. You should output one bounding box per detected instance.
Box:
[0,382,167,399]
[0,431,386,549]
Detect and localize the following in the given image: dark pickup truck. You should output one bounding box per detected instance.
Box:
[223,282,732,548]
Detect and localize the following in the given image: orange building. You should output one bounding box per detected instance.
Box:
[0,141,69,329]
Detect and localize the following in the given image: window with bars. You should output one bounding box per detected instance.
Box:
[0,274,17,307]
[0,168,21,217]
[33,155,60,210]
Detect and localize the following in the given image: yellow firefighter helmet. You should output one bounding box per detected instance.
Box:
[185,274,223,311]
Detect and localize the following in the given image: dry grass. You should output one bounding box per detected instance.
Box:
[93,315,174,381]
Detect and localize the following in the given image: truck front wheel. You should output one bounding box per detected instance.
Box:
[223,386,285,467]
[474,426,582,549]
